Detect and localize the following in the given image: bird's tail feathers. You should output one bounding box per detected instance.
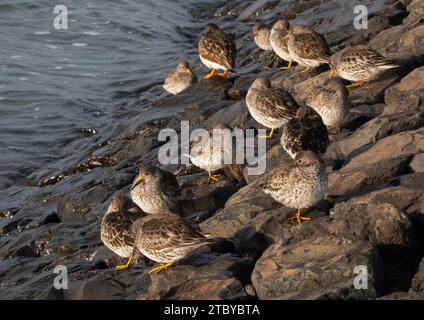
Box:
[201,237,235,253]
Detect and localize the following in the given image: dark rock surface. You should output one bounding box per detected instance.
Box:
[251,237,384,300]
[1,0,424,300]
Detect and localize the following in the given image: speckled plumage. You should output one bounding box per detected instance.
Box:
[287,24,332,68]
[131,165,181,214]
[252,23,273,52]
[328,45,398,82]
[263,151,328,210]
[189,122,234,172]
[163,61,197,95]
[306,78,351,128]
[270,20,292,62]
[198,23,237,73]
[246,78,299,130]
[131,213,217,264]
[281,106,329,159]
[100,195,144,259]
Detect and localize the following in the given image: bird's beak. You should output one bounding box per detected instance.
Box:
[132,176,145,190]
[329,69,335,78]
[283,31,292,39]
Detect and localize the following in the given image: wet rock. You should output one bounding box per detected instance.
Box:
[0,255,62,299]
[0,207,19,218]
[251,237,384,300]
[0,216,31,235]
[64,275,128,300]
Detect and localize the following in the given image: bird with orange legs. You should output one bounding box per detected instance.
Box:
[198,23,237,79]
[283,22,332,74]
[100,195,144,271]
[246,77,299,139]
[263,151,328,223]
[328,45,399,90]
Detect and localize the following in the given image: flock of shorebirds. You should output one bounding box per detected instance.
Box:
[101,20,399,274]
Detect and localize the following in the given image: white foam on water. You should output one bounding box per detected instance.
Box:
[34,31,50,35]
[83,31,101,36]
[72,43,88,47]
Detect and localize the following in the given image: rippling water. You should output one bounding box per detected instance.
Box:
[0,0,217,208]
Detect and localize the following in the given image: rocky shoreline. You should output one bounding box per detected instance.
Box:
[1,0,424,299]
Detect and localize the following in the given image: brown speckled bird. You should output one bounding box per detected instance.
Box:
[246,77,299,139]
[163,61,197,95]
[252,23,273,52]
[131,213,228,274]
[270,19,293,70]
[198,23,237,79]
[306,78,350,128]
[286,23,332,73]
[188,122,234,183]
[329,45,398,89]
[280,106,329,159]
[131,165,181,214]
[100,195,145,270]
[263,151,328,223]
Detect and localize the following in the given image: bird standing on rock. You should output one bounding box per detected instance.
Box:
[188,122,233,184]
[306,78,351,129]
[270,19,293,70]
[131,213,231,274]
[280,106,329,159]
[100,195,144,270]
[328,45,399,89]
[198,23,237,79]
[163,61,197,95]
[131,165,181,214]
[246,77,299,139]
[285,23,332,74]
[263,151,328,223]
